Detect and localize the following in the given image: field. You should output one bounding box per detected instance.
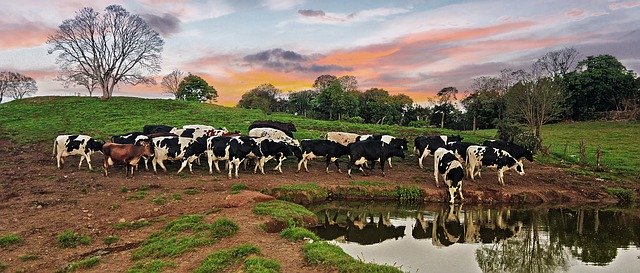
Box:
[0,96,638,272]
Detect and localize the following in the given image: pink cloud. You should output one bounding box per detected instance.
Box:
[609,1,640,10]
[567,8,585,17]
[0,20,54,49]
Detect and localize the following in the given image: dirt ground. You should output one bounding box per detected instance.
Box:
[1,139,637,272]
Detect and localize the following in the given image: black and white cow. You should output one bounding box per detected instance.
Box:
[53,135,104,170]
[254,138,302,174]
[182,124,214,131]
[297,139,350,173]
[177,136,209,174]
[248,127,299,146]
[483,140,534,164]
[206,136,262,179]
[466,145,525,185]
[111,132,151,170]
[143,125,175,135]
[356,135,408,168]
[249,120,296,137]
[170,128,209,139]
[433,148,465,203]
[346,139,405,178]
[151,136,196,173]
[446,141,476,164]
[414,135,464,169]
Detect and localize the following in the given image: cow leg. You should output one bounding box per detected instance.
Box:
[86,154,93,170]
[458,181,464,200]
[157,160,168,172]
[227,160,233,179]
[254,157,262,174]
[214,161,221,173]
[324,158,331,173]
[152,157,158,174]
[448,186,456,204]
[387,157,393,169]
[498,168,505,186]
[103,160,108,177]
[297,158,304,173]
[275,157,284,173]
[468,162,475,181]
[334,159,342,174]
[418,149,427,169]
[143,156,149,170]
[207,154,214,174]
[380,158,386,177]
[177,159,188,174]
[78,155,85,170]
[433,157,440,187]
[234,159,241,179]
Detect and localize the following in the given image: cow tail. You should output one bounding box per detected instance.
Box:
[52,139,57,158]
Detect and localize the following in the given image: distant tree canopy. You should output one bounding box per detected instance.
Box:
[47,5,163,100]
[176,74,217,102]
[237,83,281,113]
[162,69,185,99]
[0,71,38,102]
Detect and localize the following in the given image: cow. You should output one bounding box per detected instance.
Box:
[170,128,209,139]
[254,138,302,174]
[111,132,151,170]
[151,136,197,173]
[207,127,229,137]
[414,135,463,169]
[356,134,408,168]
[205,136,262,179]
[143,125,175,135]
[466,145,525,185]
[297,139,350,173]
[248,127,299,147]
[325,132,360,147]
[182,124,214,131]
[483,140,534,164]
[102,142,153,177]
[433,148,465,204]
[177,137,209,174]
[446,141,476,164]
[248,120,296,137]
[346,139,405,178]
[53,135,104,170]
[146,132,178,138]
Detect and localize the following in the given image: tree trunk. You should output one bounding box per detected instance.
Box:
[473,115,477,132]
[440,112,445,128]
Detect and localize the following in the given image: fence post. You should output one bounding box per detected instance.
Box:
[579,139,587,165]
[595,145,603,171]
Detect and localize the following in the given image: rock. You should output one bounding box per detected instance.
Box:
[222,191,275,208]
[119,218,126,223]
[36,205,42,209]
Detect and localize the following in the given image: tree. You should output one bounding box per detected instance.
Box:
[55,69,98,97]
[8,74,38,100]
[0,71,19,103]
[176,74,217,102]
[237,83,281,113]
[533,47,579,78]
[463,77,503,131]
[287,90,316,117]
[312,74,338,91]
[313,81,359,120]
[161,69,185,98]
[505,77,566,139]
[338,75,358,92]
[436,86,458,128]
[47,5,164,99]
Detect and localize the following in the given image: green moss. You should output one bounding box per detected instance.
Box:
[230,183,248,194]
[269,183,329,204]
[0,233,22,248]
[61,256,100,272]
[303,242,401,273]
[172,193,182,201]
[280,227,320,241]
[126,259,176,273]
[244,257,282,273]
[604,187,637,203]
[252,200,316,227]
[57,230,91,248]
[127,190,148,201]
[395,186,423,202]
[194,244,260,273]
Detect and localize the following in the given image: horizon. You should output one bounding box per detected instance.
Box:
[0,0,639,106]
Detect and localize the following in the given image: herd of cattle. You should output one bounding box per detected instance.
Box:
[52,120,534,203]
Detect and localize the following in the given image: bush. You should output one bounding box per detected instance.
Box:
[496,120,540,153]
[344,116,364,123]
[408,120,430,128]
[279,227,320,241]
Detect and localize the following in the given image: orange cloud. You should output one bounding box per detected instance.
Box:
[0,20,53,49]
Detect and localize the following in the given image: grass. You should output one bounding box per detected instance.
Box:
[57,230,91,248]
[19,254,39,262]
[252,200,317,227]
[349,180,387,187]
[151,196,167,205]
[0,233,22,248]
[268,183,329,204]
[60,256,100,272]
[0,262,5,272]
[126,189,148,201]
[244,257,282,273]
[194,244,260,273]
[126,259,176,273]
[230,183,248,194]
[184,188,200,195]
[280,227,320,241]
[104,235,119,245]
[115,219,151,230]
[132,215,238,260]
[303,241,401,273]
[604,187,637,203]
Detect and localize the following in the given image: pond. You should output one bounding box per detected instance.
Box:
[308,202,640,273]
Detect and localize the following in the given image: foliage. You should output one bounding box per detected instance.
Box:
[176,74,217,102]
[0,233,22,248]
[161,69,185,98]
[495,120,541,152]
[395,186,423,202]
[313,81,360,120]
[279,227,320,241]
[349,180,387,187]
[344,116,364,123]
[47,5,163,99]
[230,183,248,194]
[194,244,260,273]
[286,89,317,117]
[604,187,637,203]
[0,71,38,102]
[252,200,316,227]
[61,256,100,272]
[126,259,176,273]
[57,230,91,248]
[303,241,402,273]
[244,257,282,273]
[237,83,281,113]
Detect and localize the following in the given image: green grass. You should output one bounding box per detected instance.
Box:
[0,233,22,248]
[0,262,6,272]
[172,193,182,201]
[57,231,91,248]
[252,200,316,227]
[184,188,200,195]
[244,257,282,273]
[303,241,401,273]
[279,227,320,242]
[115,220,151,230]
[151,196,167,205]
[60,256,100,272]
[126,189,148,201]
[104,235,119,245]
[194,244,260,273]
[132,215,239,260]
[604,187,637,203]
[268,183,329,204]
[19,254,39,262]
[349,180,387,187]
[230,183,248,194]
[126,259,176,273]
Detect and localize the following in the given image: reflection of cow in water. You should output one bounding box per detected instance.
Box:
[412,205,523,246]
[312,211,405,245]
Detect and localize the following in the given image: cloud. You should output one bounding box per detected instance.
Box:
[141,12,181,37]
[295,7,409,25]
[609,1,640,10]
[262,0,305,10]
[0,19,54,49]
[297,9,325,17]
[243,48,351,73]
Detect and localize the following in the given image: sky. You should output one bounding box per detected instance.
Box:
[0,0,639,106]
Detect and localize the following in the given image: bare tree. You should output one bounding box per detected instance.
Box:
[161,69,184,98]
[0,71,19,103]
[55,67,98,96]
[8,74,38,100]
[47,5,164,100]
[533,47,579,78]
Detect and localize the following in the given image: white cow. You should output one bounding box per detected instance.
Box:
[466,145,525,185]
[325,131,360,147]
[53,135,104,170]
[248,127,299,147]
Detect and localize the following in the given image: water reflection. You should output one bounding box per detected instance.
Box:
[309,202,640,272]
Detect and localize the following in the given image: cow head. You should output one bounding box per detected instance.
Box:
[448,135,464,142]
[501,156,525,175]
[87,139,105,153]
[445,162,464,204]
[524,149,534,162]
[288,144,303,160]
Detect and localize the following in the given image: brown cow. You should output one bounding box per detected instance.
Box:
[102,142,153,177]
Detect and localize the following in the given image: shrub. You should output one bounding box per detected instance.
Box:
[344,116,364,123]
[62,256,100,272]
[230,183,248,194]
[194,244,260,273]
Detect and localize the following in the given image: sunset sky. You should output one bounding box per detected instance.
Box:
[0,0,639,106]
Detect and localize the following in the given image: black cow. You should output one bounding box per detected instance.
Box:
[254,138,302,174]
[143,125,175,135]
[466,145,525,185]
[206,136,262,179]
[483,140,534,163]
[346,139,405,177]
[53,135,105,170]
[248,120,296,137]
[433,148,465,203]
[297,139,350,173]
[414,135,463,169]
[356,134,408,168]
[111,132,151,170]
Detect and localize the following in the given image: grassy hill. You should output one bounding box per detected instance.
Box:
[1,96,637,179]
